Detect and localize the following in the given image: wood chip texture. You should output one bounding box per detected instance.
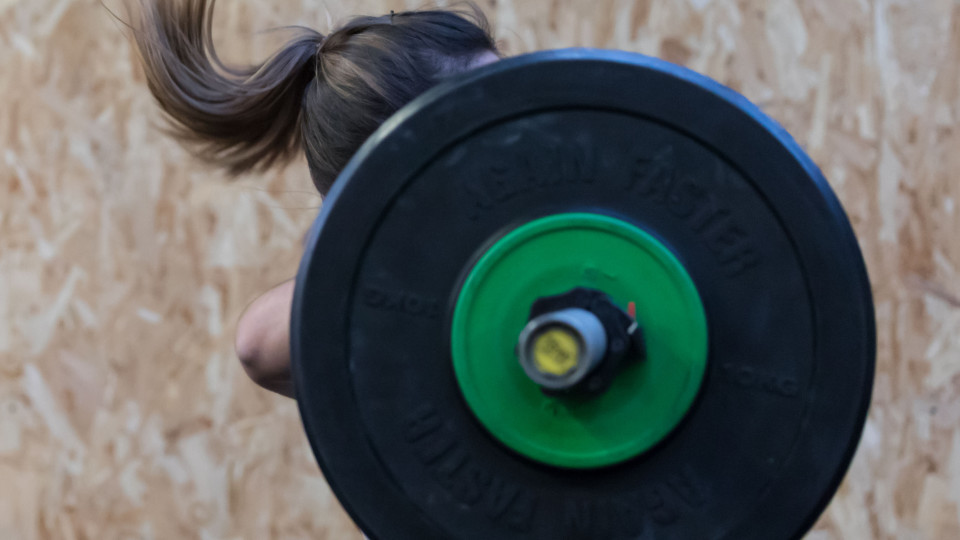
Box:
[1,0,958,538]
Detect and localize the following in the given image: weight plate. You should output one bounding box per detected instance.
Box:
[451,212,708,468]
[292,49,875,540]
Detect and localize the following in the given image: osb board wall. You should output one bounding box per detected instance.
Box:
[1,0,958,538]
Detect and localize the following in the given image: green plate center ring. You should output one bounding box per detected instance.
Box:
[450,213,709,469]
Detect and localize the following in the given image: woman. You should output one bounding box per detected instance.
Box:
[130,0,501,397]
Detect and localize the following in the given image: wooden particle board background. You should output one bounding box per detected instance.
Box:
[1,0,959,538]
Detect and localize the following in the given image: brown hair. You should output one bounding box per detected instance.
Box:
[128,0,498,194]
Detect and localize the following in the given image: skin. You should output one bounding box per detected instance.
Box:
[235,50,501,398]
[235,278,297,397]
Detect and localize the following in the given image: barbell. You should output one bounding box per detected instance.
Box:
[291,49,875,540]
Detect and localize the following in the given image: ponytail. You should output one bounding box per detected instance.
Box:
[130,0,321,175]
[127,1,499,191]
